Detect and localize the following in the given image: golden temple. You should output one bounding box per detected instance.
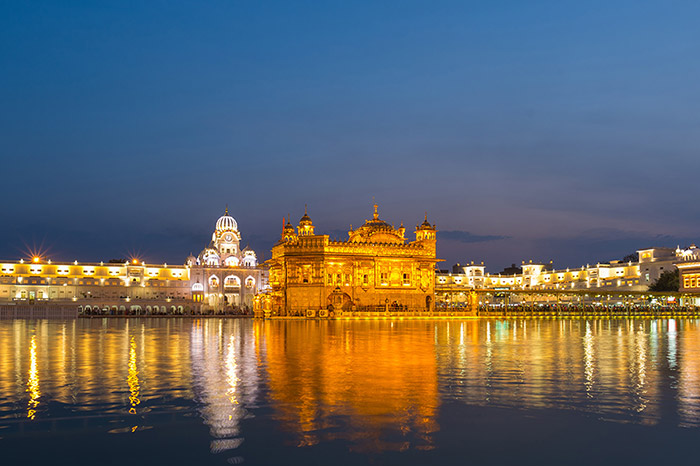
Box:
[259,205,438,317]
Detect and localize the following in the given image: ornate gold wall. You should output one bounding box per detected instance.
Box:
[266,207,438,316]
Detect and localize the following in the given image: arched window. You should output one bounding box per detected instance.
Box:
[209,275,220,288]
[224,275,241,288]
[192,282,204,292]
[242,255,257,267]
[245,276,255,288]
[224,256,239,267]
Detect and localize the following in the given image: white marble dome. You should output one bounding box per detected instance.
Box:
[215,207,238,232]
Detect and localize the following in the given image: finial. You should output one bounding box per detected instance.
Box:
[373,203,379,220]
[225,205,229,216]
[304,204,308,215]
[424,211,428,222]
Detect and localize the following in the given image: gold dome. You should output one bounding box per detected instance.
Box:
[348,204,405,244]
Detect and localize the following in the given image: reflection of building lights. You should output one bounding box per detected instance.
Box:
[128,336,140,415]
[27,335,40,420]
[226,335,239,405]
[583,322,594,397]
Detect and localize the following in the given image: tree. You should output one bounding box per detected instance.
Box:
[648,269,679,292]
[621,253,637,263]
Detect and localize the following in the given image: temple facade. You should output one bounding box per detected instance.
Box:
[263,205,438,317]
[186,207,266,312]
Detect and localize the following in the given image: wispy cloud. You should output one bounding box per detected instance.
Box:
[440,230,509,244]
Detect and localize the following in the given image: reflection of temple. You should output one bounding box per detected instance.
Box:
[189,319,260,453]
[259,320,440,451]
[265,205,438,316]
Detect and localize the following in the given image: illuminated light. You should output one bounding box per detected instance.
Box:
[132,259,138,264]
[127,336,140,414]
[27,335,40,420]
[226,334,239,405]
[32,256,40,263]
[74,260,78,265]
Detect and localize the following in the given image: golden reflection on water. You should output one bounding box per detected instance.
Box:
[127,335,140,415]
[5,318,700,453]
[261,321,439,452]
[26,335,40,420]
[583,322,594,397]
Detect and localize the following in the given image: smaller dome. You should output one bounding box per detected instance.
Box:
[418,213,434,230]
[216,206,238,232]
[298,205,313,226]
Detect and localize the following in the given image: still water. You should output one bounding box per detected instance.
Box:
[1,318,700,465]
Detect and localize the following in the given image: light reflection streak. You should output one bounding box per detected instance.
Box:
[583,322,594,398]
[27,335,40,420]
[633,324,648,413]
[668,320,677,370]
[484,321,493,400]
[226,335,239,406]
[128,336,140,415]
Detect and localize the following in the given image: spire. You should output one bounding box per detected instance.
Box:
[373,203,379,220]
[225,205,229,216]
[304,204,308,215]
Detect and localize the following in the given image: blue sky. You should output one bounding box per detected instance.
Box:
[1,1,699,270]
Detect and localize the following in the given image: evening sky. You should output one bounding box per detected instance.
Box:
[1,0,699,271]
